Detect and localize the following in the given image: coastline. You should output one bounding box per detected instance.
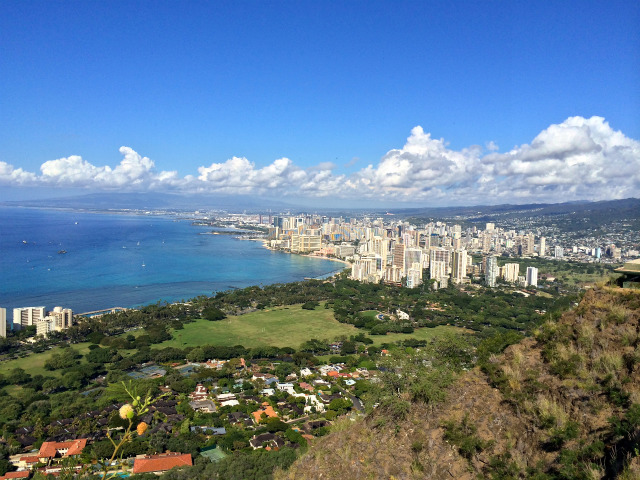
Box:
[1,209,345,312]
[257,237,352,272]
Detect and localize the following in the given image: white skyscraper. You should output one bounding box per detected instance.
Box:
[485,256,499,287]
[430,261,448,282]
[0,308,6,338]
[526,266,538,287]
[539,237,546,256]
[451,250,468,284]
[430,247,451,275]
[502,263,520,283]
[404,248,423,276]
[13,306,45,330]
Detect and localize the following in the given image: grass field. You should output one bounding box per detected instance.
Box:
[0,305,463,376]
[156,304,462,350]
[1,342,93,377]
[156,304,361,349]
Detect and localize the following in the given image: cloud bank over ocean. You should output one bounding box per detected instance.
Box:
[2,116,639,205]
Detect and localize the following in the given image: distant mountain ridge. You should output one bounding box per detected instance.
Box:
[1,194,638,220]
[390,197,640,220]
[0,192,296,212]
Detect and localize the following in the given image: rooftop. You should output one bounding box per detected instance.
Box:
[132,453,192,474]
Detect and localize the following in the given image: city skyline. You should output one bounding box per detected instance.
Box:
[1,1,639,206]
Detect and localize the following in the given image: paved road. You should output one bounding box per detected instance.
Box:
[335,384,364,412]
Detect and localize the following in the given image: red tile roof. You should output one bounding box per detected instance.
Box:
[0,472,31,479]
[38,439,87,459]
[132,453,192,474]
[19,456,39,464]
[252,405,278,423]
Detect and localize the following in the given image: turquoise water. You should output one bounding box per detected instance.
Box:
[0,207,343,312]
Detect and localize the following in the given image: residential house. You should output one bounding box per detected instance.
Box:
[189,384,208,401]
[252,403,278,423]
[0,471,31,480]
[276,383,295,395]
[37,439,87,465]
[189,399,217,413]
[228,412,253,427]
[132,452,192,475]
[249,433,285,450]
[298,382,314,392]
[216,392,239,407]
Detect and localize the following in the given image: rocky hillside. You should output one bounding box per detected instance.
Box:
[278,287,640,479]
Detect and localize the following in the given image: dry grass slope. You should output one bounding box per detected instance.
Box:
[279,287,640,480]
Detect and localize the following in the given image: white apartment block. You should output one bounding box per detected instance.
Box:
[13,306,45,330]
[0,308,6,338]
[485,256,499,287]
[12,306,73,337]
[502,263,520,283]
[526,266,538,287]
[451,250,468,284]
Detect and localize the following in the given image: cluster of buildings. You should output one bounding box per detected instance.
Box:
[4,352,370,478]
[265,216,551,289]
[6,436,193,478]
[189,211,637,291]
[485,257,538,288]
[0,306,73,338]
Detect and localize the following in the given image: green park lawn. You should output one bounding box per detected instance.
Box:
[0,305,464,377]
[156,304,462,350]
[157,304,361,349]
[1,342,93,378]
[376,325,464,345]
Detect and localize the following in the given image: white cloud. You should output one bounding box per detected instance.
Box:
[3,116,639,205]
[481,116,640,202]
[0,161,38,185]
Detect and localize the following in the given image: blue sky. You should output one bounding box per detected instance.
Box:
[1,1,639,206]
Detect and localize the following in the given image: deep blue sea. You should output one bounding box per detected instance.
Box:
[0,207,343,312]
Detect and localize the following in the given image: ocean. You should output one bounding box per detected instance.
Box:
[0,207,344,313]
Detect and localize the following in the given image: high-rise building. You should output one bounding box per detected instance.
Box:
[554,246,564,258]
[392,243,405,273]
[485,256,498,287]
[451,250,468,284]
[502,263,520,283]
[429,247,451,274]
[430,261,448,282]
[524,233,535,256]
[526,266,538,287]
[482,233,491,253]
[406,263,423,289]
[50,306,73,330]
[539,237,546,256]
[290,233,322,253]
[404,248,423,275]
[36,319,55,337]
[13,306,45,330]
[0,308,6,338]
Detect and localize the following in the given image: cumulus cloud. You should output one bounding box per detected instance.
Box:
[0,161,38,185]
[2,116,639,205]
[480,116,640,202]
